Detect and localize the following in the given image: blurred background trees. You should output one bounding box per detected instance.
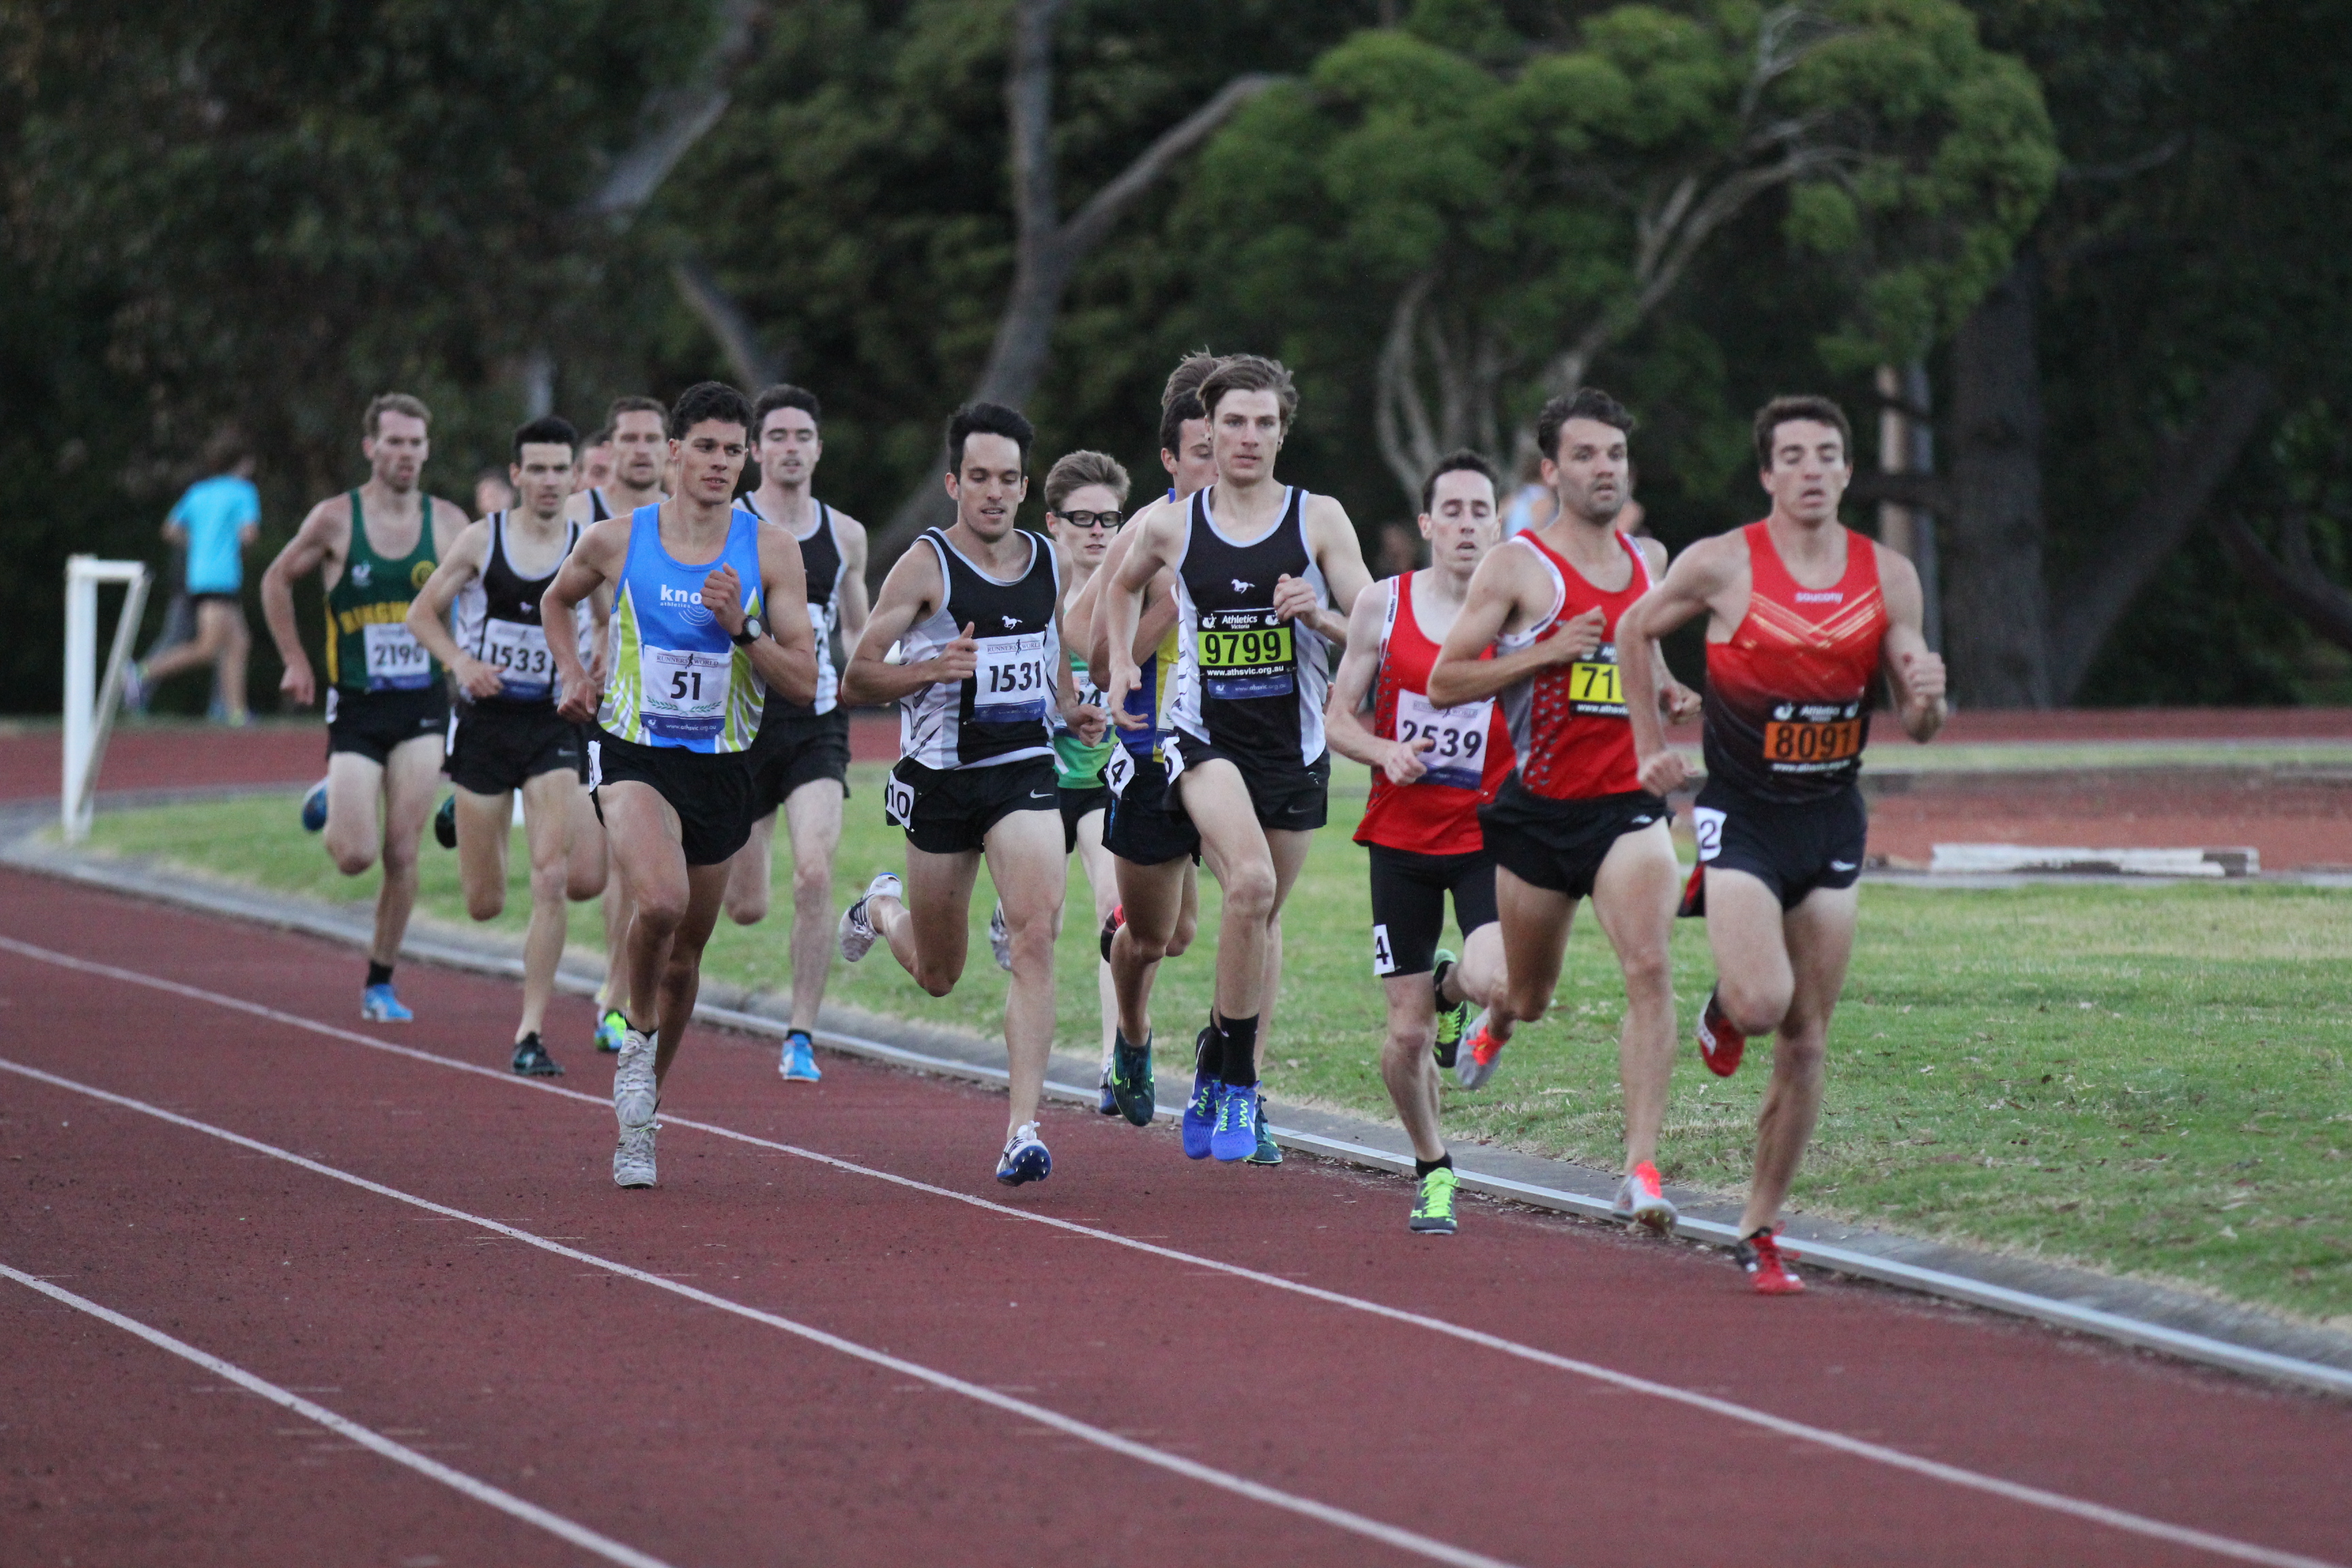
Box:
[3,0,2347,713]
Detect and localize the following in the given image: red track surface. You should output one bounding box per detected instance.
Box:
[3,870,2349,1567]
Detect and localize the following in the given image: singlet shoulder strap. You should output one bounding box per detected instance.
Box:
[919,527,953,617]
[1377,574,1403,667]
[346,489,366,555]
[1620,527,1654,590]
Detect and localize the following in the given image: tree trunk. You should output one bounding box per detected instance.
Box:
[1943,256,2053,707]
[2213,510,2352,653]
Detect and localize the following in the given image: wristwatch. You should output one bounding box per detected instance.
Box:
[731,615,765,647]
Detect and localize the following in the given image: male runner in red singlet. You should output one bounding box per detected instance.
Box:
[1427,389,1700,1232]
[1619,394,1946,1294]
[1325,452,1512,1234]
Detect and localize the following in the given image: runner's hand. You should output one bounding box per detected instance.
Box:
[1065,700,1109,746]
[1271,573,1320,623]
[1661,679,1703,724]
[1636,747,1690,796]
[700,564,745,634]
[1539,607,1607,664]
[1899,649,1947,715]
[1383,735,1433,786]
[454,655,503,702]
[280,657,316,708]
[931,623,979,683]
[1101,660,1146,730]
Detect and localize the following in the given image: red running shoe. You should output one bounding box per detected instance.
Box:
[1733,1227,1804,1295]
[1695,988,1746,1077]
[1454,1015,1503,1089]
[1098,904,1126,964]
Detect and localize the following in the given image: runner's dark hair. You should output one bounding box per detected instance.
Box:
[753,383,821,433]
[1752,394,1853,470]
[1534,387,1635,463]
[1158,351,1222,456]
[510,414,579,463]
[1420,448,1497,514]
[945,402,1035,471]
[1199,354,1298,431]
[668,382,753,440]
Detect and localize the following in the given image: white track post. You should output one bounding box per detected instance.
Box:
[63,555,152,843]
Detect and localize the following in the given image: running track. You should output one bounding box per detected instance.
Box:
[3,870,2348,1567]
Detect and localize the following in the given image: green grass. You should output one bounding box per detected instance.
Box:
[74,769,2352,1326]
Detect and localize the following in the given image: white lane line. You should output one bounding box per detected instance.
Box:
[0,1263,677,1568]
[1,938,2340,1568]
[0,1060,1519,1568]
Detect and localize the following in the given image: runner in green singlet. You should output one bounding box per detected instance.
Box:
[260,393,467,1022]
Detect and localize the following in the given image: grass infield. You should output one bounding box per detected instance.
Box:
[74,768,2352,1327]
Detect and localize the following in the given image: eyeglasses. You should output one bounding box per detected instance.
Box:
[1054,510,1122,531]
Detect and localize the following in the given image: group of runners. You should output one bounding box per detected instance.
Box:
[257,354,1944,1295]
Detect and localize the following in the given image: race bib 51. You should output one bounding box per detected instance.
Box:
[642,644,730,741]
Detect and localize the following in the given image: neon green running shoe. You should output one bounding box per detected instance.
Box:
[1409,1166,1459,1235]
[1431,949,1471,1069]
[594,1008,627,1055]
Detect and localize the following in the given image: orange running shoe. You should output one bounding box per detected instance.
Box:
[1453,1013,1503,1089]
[1733,1227,1804,1295]
[1612,1160,1678,1234]
[1695,987,1746,1077]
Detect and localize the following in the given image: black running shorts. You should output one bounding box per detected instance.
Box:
[1691,779,1867,911]
[1365,843,1498,979]
[1102,752,1202,867]
[1163,730,1330,833]
[1059,782,1111,856]
[885,755,1058,857]
[745,706,852,814]
[1479,780,1669,900]
[446,704,581,797]
[588,729,754,867]
[325,685,448,767]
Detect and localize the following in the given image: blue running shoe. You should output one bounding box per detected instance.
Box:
[995,1122,1051,1186]
[360,983,412,1022]
[300,779,330,833]
[1109,1028,1156,1127]
[1097,1071,1120,1115]
[779,1030,822,1082]
[1246,1092,1282,1165]
[1210,1083,1258,1162]
[1181,1027,1218,1159]
[432,794,457,850]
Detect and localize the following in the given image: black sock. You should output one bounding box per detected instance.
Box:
[1220,1013,1259,1088]
[1415,1154,1454,1179]
[365,960,393,990]
[1431,957,1454,1007]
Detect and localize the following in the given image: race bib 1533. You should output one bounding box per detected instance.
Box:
[481,619,555,701]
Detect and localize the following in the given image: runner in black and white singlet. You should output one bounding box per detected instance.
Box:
[259,392,467,1024]
[406,416,609,1080]
[1102,355,1373,1166]
[723,385,870,1087]
[837,402,1107,1188]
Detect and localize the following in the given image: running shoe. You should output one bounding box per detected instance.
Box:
[1098,904,1125,963]
[593,1008,627,1054]
[1097,1071,1119,1116]
[838,872,900,964]
[432,794,457,850]
[1246,1092,1282,1165]
[1409,1166,1459,1235]
[1181,1028,1218,1160]
[360,983,412,1023]
[1209,1082,1258,1162]
[1109,1028,1155,1127]
[612,1027,658,1130]
[1454,1013,1502,1089]
[1612,1160,1677,1234]
[120,662,150,715]
[1695,988,1746,1077]
[995,1122,1052,1186]
[300,779,330,833]
[989,900,1013,971]
[1431,950,1470,1069]
[510,1032,564,1078]
[779,1029,822,1082]
[613,1123,657,1188]
[1733,1226,1804,1295]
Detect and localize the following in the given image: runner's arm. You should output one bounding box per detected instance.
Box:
[1633,537,1702,723]
[1875,544,1948,743]
[728,523,819,708]
[543,519,623,723]
[839,546,974,706]
[1323,583,1429,784]
[258,499,346,708]
[1099,505,1179,728]
[1618,536,1740,793]
[1425,547,1597,707]
[1049,542,1106,745]
[834,512,872,649]
[1283,495,1369,644]
[404,521,498,700]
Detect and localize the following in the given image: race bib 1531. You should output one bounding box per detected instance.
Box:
[973,632,1051,725]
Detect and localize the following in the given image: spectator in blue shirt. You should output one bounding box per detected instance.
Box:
[125,432,261,723]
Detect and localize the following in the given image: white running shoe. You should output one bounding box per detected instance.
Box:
[1612,1160,1678,1234]
[995,1121,1052,1186]
[989,900,1013,972]
[613,1122,657,1188]
[612,1028,658,1130]
[838,872,901,964]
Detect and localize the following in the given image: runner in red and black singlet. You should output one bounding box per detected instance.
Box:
[1620,395,1946,1294]
[1426,388,1701,1235]
[1326,453,1513,1235]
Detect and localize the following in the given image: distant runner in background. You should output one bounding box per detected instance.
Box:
[261,393,466,1022]
[473,467,517,520]
[724,384,870,1084]
[1618,393,1946,1294]
[124,429,261,724]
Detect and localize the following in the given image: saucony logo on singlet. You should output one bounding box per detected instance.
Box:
[1793,590,1844,604]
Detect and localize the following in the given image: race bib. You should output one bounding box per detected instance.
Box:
[481,618,556,701]
[1569,642,1627,717]
[1761,700,1866,772]
[1102,743,1136,798]
[361,621,431,691]
[1197,609,1294,700]
[884,767,917,829]
[641,644,730,742]
[973,632,1051,724]
[1691,805,1726,863]
[1394,689,1492,791]
[1371,923,1396,977]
